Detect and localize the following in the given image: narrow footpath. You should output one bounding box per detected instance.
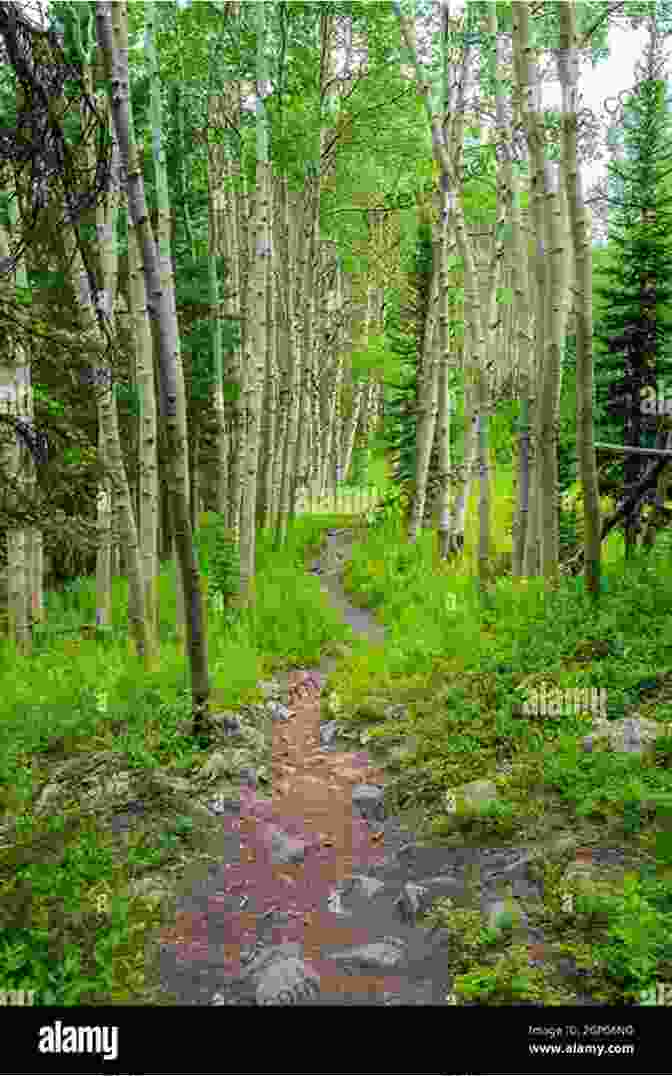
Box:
[152,528,599,1007]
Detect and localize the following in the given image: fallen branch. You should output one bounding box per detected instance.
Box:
[562,451,671,575]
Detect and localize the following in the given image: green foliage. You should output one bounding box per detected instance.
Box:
[350,335,399,384]
[202,524,241,614]
[364,485,410,530]
[593,69,672,445]
[489,400,517,465]
[452,944,569,1005]
[576,873,672,1000]
[32,384,65,418]
[0,924,93,1005]
[114,382,140,417]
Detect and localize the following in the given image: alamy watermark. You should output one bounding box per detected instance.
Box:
[38,1020,119,1062]
[0,989,35,1005]
[520,685,607,718]
[639,981,672,1005]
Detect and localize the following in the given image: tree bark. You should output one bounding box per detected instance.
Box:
[557,1,601,598]
[96,0,210,735]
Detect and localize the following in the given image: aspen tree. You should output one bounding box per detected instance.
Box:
[206,89,229,527]
[436,0,472,558]
[395,1,496,588]
[275,176,300,547]
[320,257,345,499]
[207,54,243,532]
[270,179,289,529]
[556,0,601,598]
[511,5,543,578]
[258,231,277,532]
[434,2,456,558]
[512,3,571,584]
[128,213,160,641]
[237,0,272,604]
[62,203,152,666]
[0,216,30,654]
[96,0,210,734]
[144,0,190,649]
[81,55,115,633]
[408,229,441,543]
[478,4,534,577]
[7,187,41,636]
[231,47,250,546]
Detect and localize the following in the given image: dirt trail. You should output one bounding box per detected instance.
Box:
[150,528,626,1007]
[154,528,430,1004]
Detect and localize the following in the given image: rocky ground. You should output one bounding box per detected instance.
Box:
[9,528,661,1009]
[146,531,657,1007]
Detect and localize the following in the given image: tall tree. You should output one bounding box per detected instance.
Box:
[96,0,210,736]
[513,1,571,586]
[0,209,32,654]
[593,11,672,558]
[556,0,601,599]
[238,0,272,606]
[144,0,192,647]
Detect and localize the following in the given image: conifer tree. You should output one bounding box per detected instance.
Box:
[593,15,672,557]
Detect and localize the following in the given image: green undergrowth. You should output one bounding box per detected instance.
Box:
[0,509,361,1005]
[324,463,672,1004]
[3,454,672,1005]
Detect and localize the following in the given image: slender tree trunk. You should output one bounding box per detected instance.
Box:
[258,254,277,531]
[189,423,201,533]
[206,93,229,526]
[450,406,478,555]
[143,0,190,652]
[340,381,365,488]
[67,51,155,664]
[97,0,210,734]
[409,241,441,543]
[95,425,113,628]
[513,2,571,585]
[128,213,160,643]
[0,197,33,653]
[557,1,601,598]
[238,0,272,606]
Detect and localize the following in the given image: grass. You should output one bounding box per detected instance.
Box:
[2,454,672,1005]
[0,510,362,1005]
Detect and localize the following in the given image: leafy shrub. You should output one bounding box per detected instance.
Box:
[364,485,409,530]
[562,873,672,1001]
[452,944,570,1004]
[207,527,240,609]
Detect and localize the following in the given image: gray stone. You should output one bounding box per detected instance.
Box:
[246,942,303,975]
[257,679,282,700]
[255,956,321,1005]
[266,824,308,865]
[319,719,340,748]
[351,874,386,899]
[328,936,407,970]
[206,794,241,815]
[239,703,268,721]
[210,711,242,736]
[395,882,430,923]
[266,701,292,723]
[482,896,529,933]
[238,766,257,788]
[199,751,234,781]
[384,703,410,721]
[581,715,664,758]
[352,783,385,822]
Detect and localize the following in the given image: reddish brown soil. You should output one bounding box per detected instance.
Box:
[157,669,405,1001]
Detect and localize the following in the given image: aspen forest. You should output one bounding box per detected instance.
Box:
[3,0,672,1045]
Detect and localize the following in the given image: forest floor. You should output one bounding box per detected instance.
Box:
[149,527,671,1008]
[2,483,672,1014]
